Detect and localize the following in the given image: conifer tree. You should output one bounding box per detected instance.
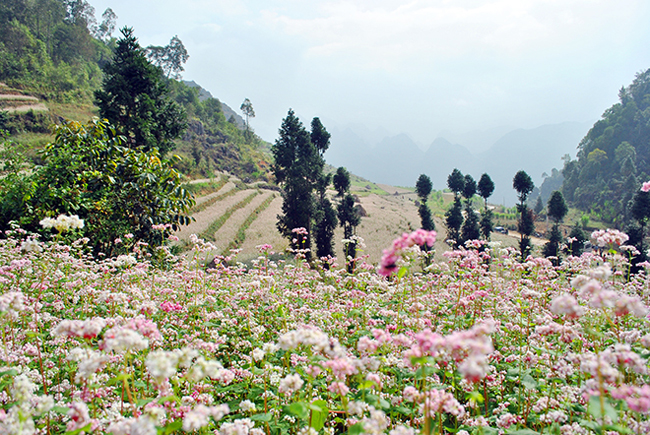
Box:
[271,110,323,259]
[334,167,360,272]
[95,27,186,155]
[445,169,465,247]
[542,191,568,264]
[415,174,435,231]
[477,173,495,240]
[513,170,535,260]
[460,174,480,244]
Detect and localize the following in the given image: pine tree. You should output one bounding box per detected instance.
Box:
[477,173,495,240]
[445,169,465,247]
[415,174,435,231]
[271,110,323,259]
[543,191,568,264]
[513,170,535,260]
[334,167,361,272]
[95,27,186,155]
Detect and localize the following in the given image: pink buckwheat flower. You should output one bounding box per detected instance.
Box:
[328,382,349,396]
[642,181,650,192]
[550,294,585,319]
[378,229,437,276]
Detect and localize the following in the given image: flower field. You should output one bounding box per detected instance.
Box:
[1,227,649,435]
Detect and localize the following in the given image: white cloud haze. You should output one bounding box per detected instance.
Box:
[90,0,650,146]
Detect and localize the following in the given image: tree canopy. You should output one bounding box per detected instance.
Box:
[562,67,650,225]
[95,27,187,155]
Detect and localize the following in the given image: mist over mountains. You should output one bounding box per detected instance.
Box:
[324,121,593,206]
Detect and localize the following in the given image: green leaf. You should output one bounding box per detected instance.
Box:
[397,266,408,279]
[63,423,92,435]
[51,406,70,414]
[309,399,328,431]
[348,422,365,435]
[587,395,618,423]
[286,401,309,420]
[137,398,155,407]
[521,374,537,390]
[0,369,18,377]
[506,429,541,435]
[251,412,273,422]
[163,419,183,434]
[107,373,131,386]
[357,380,375,390]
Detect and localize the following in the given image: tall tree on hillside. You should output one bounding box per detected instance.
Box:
[333,167,361,272]
[542,191,568,264]
[310,118,337,260]
[271,109,323,259]
[445,168,465,247]
[415,174,435,231]
[460,174,480,243]
[240,98,255,132]
[95,27,187,155]
[145,35,189,79]
[477,173,495,240]
[94,7,117,42]
[513,170,535,260]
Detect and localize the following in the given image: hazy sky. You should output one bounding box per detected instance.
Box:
[90,0,650,145]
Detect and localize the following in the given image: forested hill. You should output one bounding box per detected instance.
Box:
[562,68,650,225]
[0,0,270,181]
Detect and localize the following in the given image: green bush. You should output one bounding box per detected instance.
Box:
[0,118,194,255]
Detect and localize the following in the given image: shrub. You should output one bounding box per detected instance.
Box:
[0,118,194,255]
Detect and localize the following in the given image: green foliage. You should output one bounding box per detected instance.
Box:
[477,173,495,203]
[313,196,338,259]
[547,190,568,223]
[542,224,563,264]
[445,197,463,247]
[415,174,433,200]
[418,202,435,231]
[518,207,535,260]
[566,222,587,256]
[460,202,480,243]
[240,98,255,131]
[0,118,194,254]
[95,27,187,155]
[480,208,494,240]
[338,193,361,271]
[447,168,465,198]
[562,68,650,225]
[416,174,435,231]
[333,167,351,197]
[513,170,534,204]
[145,35,189,79]
[462,174,476,200]
[271,110,326,258]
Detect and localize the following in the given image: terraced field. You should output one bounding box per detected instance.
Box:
[176,174,525,263]
[177,175,440,263]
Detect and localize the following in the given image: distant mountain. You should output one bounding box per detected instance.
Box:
[323,121,591,206]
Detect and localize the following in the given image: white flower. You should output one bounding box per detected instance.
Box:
[239,400,256,413]
[278,374,304,395]
[40,214,84,232]
[108,415,157,435]
[251,348,265,362]
[102,326,149,353]
[146,350,179,384]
